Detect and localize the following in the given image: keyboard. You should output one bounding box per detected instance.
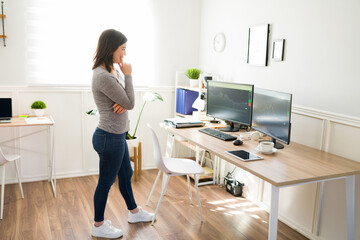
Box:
[199,128,237,141]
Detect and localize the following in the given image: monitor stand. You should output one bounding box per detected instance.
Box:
[218,121,239,132]
[209,118,220,124]
[259,138,284,149]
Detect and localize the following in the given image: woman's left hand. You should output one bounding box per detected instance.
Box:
[113,103,127,115]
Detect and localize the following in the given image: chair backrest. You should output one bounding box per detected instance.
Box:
[147,124,170,173]
[0,147,9,166]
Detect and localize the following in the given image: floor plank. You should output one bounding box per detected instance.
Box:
[0,170,308,240]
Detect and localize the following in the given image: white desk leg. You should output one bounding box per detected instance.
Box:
[316,182,325,236]
[219,158,225,186]
[213,156,218,184]
[47,126,51,182]
[269,185,279,240]
[195,145,199,164]
[49,125,56,198]
[165,132,175,158]
[345,175,355,240]
[1,166,5,219]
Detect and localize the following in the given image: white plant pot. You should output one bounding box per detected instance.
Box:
[189,79,199,87]
[126,137,140,157]
[33,109,45,117]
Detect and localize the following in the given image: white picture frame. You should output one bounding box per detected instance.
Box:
[247,24,270,66]
[272,39,285,61]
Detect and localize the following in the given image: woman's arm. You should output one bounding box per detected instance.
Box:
[98,73,135,110]
[113,103,126,114]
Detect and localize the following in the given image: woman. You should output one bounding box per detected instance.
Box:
[91,29,154,239]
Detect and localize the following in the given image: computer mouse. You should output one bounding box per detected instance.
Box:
[233,139,243,146]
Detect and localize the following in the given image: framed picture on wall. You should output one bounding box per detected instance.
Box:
[247,24,270,66]
[272,39,285,61]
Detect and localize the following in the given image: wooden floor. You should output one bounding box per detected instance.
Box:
[0,170,308,240]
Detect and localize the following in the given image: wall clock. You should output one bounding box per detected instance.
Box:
[213,32,226,52]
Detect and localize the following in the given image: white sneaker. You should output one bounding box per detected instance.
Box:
[92,220,123,239]
[128,207,155,223]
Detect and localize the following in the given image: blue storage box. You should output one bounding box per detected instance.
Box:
[176,89,199,115]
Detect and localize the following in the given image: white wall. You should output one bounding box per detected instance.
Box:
[152,0,201,86]
[198,0,360,239]
[0,0,26,85]
[199,0,360,118]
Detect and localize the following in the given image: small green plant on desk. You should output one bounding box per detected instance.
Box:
[31,100,46,109]
[31,100,47,117]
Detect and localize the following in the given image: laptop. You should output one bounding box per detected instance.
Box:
[0,98,12,123]
[164,118,205,128]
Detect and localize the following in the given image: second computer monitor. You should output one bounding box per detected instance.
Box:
[252,88,292,149]
[206,81,254,131]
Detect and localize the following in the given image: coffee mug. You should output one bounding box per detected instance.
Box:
[259,141,274,153]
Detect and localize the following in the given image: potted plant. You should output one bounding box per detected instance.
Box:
[31,100,47,117]
[185,68,202,87]
[127,91,163,140]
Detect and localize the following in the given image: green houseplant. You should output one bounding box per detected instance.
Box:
[31,100,47,117]
[185,68,202,87]
[185,68,202,79]
[128,91,163,140]
[86,91,163,139]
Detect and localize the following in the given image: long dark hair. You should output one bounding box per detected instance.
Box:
[92,29,127,72]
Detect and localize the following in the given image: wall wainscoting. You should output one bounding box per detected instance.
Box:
[221,105,360,240]
[1,86,359,240]
[0,86,174,184]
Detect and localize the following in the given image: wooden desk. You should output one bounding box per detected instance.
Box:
[163,125,360,240]
[0,116,56,197]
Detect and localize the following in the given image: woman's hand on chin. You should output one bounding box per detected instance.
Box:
[119,57,132,75]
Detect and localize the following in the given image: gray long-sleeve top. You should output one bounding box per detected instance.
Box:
[92,66,135,134]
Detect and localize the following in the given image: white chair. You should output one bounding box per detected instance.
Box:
[0,147,24,219]
[145,124,204,225]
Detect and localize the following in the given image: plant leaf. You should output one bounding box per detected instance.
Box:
[86,108,98,115]
[185,68,202,79]
[143,91,164,102]
[126,132,133,140]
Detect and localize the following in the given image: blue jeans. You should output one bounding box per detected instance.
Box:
[92,128,137,222]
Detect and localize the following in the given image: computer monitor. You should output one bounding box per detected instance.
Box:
[252,88,292,149]
[206,81,254,132]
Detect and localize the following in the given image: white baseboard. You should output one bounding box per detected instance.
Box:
[4,170,99,185]
[257,201,320,240]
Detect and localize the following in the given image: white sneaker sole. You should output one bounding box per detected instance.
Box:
[92,232,123,238]
[128,217,154,223]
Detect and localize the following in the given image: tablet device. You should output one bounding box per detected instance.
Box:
[225,150,263,162]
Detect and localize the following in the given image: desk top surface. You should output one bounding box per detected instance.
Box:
[165,125,360,187]
[0,115,54,127]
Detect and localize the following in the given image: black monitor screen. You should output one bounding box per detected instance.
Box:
[0,98,12,117]
[252,88,292,147]
[206,81,254,127]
